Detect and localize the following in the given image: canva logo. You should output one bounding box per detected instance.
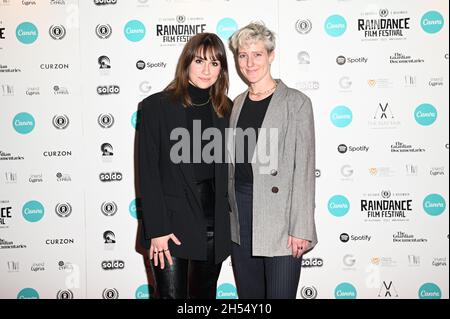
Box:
[415,103,437,126]
[328,195,350,217]
[216,283,237,299]
[418,283,441,299]
[335,282,357,299]
[124,20,146,42]
[423,194,446,216]
[330,105,352,127]
[129,198,141,219]
[22,200,44,222]
[13,112,35,134]
[131,110,141,130]
[325,15,347,37]
[421,11,444,34]
[135,284,153,299]
[17,288,39,299]
[216,18,238,39]
[16,22,38,44]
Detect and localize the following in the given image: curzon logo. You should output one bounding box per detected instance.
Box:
[16,22,38,44]
[423,194,446,216]
[421,11,444,34]
[13,112,35,134]
[102,260,125,270]
[124,20,145,42]
[99,172,123,182]
[414,103,437,126]
[22,200,44,222]
[325,15,347,37]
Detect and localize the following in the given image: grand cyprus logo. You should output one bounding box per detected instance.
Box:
[169,120,279,174]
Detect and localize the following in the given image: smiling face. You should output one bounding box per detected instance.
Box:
[188,48,222,89]
[237,40,274,85]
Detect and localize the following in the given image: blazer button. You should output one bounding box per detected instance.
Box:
[270,169,278,176]
[271,186,279,193]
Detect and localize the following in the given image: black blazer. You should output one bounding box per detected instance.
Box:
[138,91,231,264]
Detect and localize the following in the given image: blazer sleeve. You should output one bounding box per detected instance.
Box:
[289,96,317,245]
[139,96,172,240]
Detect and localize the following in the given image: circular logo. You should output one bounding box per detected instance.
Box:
[337,144,348,154]
[340,233,350,243]
[328,195,350,217]
[336,55,346,65]
[176,15,186,23]
[381,190,391,199]
[49,25,66,40]
[315,169,321,177]
[415,103,437,126]
[421,11,444,34]
[131,110,141,130]
[22,200,45,223]
[103,288,119,299]
[56,290,73,299]
[53,114,69,129]
[101,201,118,216]
[325,15,347,37]
[216,18,238,40]
[129,198,141,219]
[300,286,317,299]
[55,203,72,218]
[124,20,146,42]
[341,165,353,177]
[135,284,153,299]
[98,113,114,128]
[418,283,441,299]
[330,105,352,128]
[136,60,146,70]
[216,283,238,299]
[297,51,310,64]
[16,22,38,44]
[423,194,446,216]
[343,254,356,267]
[17,288,39,299]
[295,19,312,34]
[96,24,112,39]
[335,282,357,299]
[13,112,35,134]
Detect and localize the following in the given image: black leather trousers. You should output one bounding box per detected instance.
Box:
[152,179,222,299]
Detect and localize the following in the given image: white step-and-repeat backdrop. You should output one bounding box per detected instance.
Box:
[0,0,448,299]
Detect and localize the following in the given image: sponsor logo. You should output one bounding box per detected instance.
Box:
[157,15,206,45]
[53,114,69,129]
[216,283,237,299]
[421,11,444,34]
[96,24,112,39]
[325,14,346,37]
[98,113,115,128]
[56,290,73,299]
[99,172,123,182]
[216,17,238,40]
[13,112,35,134]
[300,286,317,299]
[378,281,399,298]
[45,238,75,245]
[55,203,72,218]
[391,141,425,153]
[295,19,312,34]
[16,22,38,44]
[103,288,119,299]
[392,231,427,243]
[101,201,117,216]
[361,190,412,222]
[102,260,125,270]
[49,25,66,40]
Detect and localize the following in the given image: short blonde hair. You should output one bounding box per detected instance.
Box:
[229,21,276,54]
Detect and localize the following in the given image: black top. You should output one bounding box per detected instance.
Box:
[235,93,273,184]
[185,84,215,182]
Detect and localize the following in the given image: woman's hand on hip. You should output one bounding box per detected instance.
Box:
[149,234,181,269]
[287,235,310,258]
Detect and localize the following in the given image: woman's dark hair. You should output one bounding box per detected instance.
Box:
[165,33,231,117]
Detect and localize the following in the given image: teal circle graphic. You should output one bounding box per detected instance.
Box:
[13,112,35,134]
[22,200,44,223]
[129,198,142,219]
[16,22,38,44]
[135,284,152,299]
[421,11,444,34]
[216,283,238,299]
[415,103,437,126]
[335,282,357,299]
[124,20,146,42]
[131,110,141,130]
[330,105,352,127]
[216,18,238,40]
[328,195,350,217]
[17,288,39,299]
[325,15,347,37]
[418,283,441,299]
[423,194,446,216]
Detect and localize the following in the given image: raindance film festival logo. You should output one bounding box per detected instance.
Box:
[0,204,12,229]
[156,15,206,46]
[358,8,410,41]
[360,190,412,222]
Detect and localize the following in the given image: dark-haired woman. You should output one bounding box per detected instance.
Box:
[139,33,232,299]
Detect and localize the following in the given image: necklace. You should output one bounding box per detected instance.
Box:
[190,97,211,107]
[249,82,277,97]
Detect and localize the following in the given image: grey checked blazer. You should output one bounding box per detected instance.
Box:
[228,79,317,257]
